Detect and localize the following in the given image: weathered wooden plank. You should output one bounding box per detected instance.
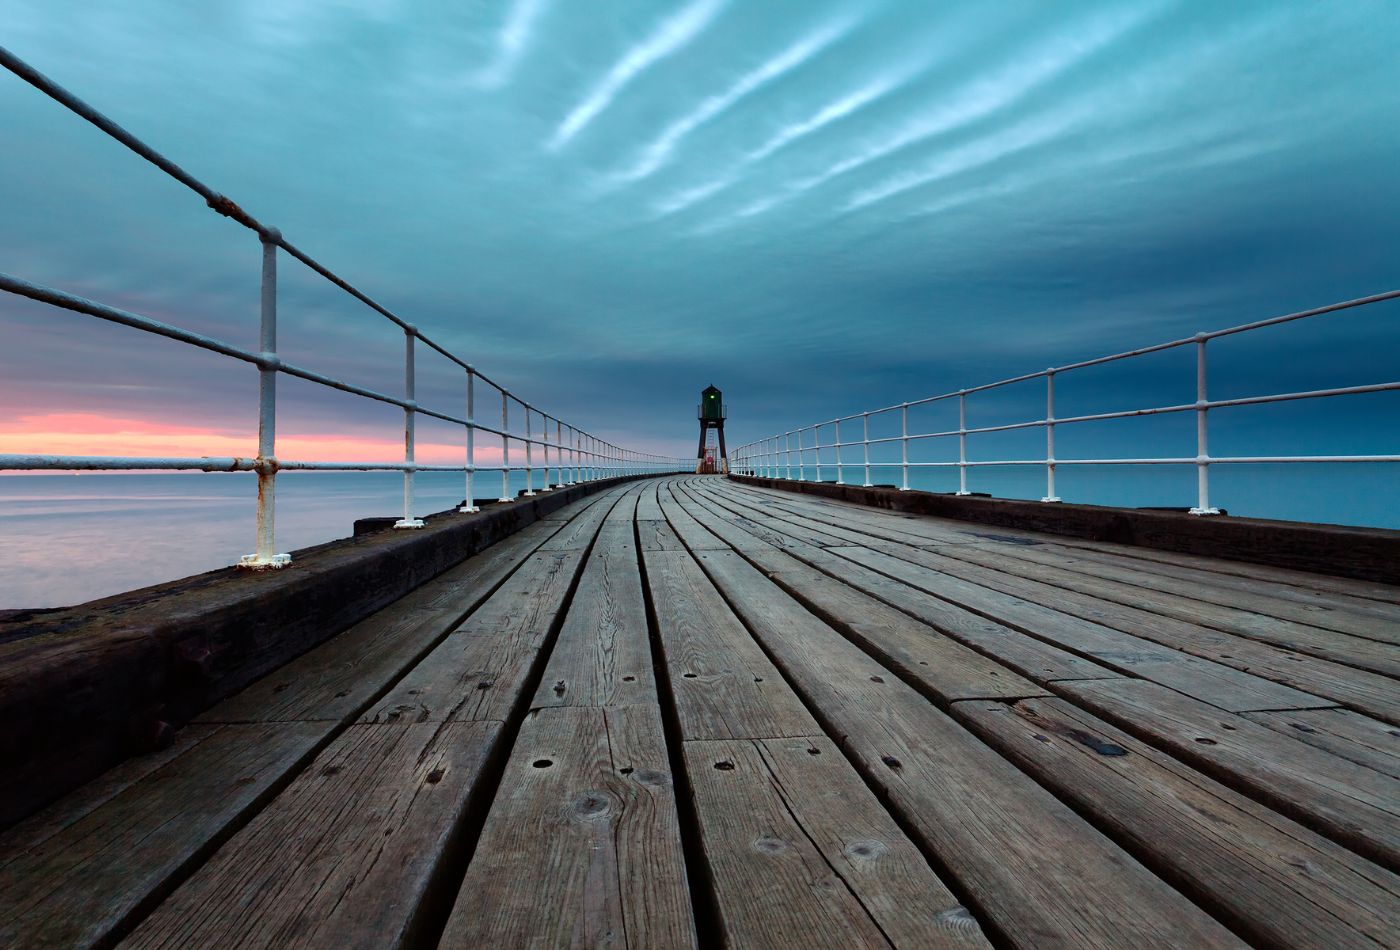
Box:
[604,483,643,523]
[680,484,847,551]
[533,524,657,710]
[751,544,1110,684]
[539,486,624,521]
[0,723,324,947]
[904,538,1400,677]
[539,486,630,550]
[1047,532,1400,606]
[708,484,1393,715]
[1058,678,1400,870]
[640,548,819,740]
[954,696,1400,950]
[655,482,730,550]
[835,546,1330,713]
[204,519,564,724]
[685,736,990,949]
[126,721,499,949]
[832,537,1400,725]
[717,483,1400,607]
[637,518,687,551]
[700,548,1045,704]
[702,482,937,549]
[712,487,1285,705]
[1019,540,1400,631]
[363,550,586,724]
[678,485,1113,684]
[939,537,1400,649]
[635,480,665,520]
[0,724,216,857]
[443,706,695,948]
[1241,707,1400,780]
[678,547,1239,947]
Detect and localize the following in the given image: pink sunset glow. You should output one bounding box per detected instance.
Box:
[0,411,505,467]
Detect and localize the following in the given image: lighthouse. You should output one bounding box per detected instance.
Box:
[696,384,727,473]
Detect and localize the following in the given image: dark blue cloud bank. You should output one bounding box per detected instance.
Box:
[3,1,1397,523]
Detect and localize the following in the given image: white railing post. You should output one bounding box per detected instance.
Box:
[797,428,806,481]
[1042,369,1061,503]
[815,424,823,482]
[900,403,910,491]
[862,412,872,486]
[1190,334,1221,515]
[956,391,971,495]
[556,419,566,487]
[785,431,792,480]
[459,370,479,513]
[835,419,844,484]
[499,392,512,503]
[523,408,536,496]
[540,414,552,491]
[240,229,290,568]
[394,327,425,528]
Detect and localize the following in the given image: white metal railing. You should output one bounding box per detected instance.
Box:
[0,47,685,569]
[734,289,1399,515]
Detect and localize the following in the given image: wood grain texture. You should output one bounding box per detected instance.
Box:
[955,697,1400,949]
[363,550,585,724]
[637,518,687,551]
[655,483,731,550]
[1046,535,1400,605]
[203,519,562,724]
[834,545,1330,712]
[698,548,1046,704]
[922,539,1400,671]
[0,724,216,857]
[641,548,820,740]
[443,706,695,949]
[533,524,658,710]
[870,539,1400,724]
[685,736,990,949]
[1058,678,1400,871]
[713,482,1400,721]
[1242,708,1400,779]
[635,481,665,520]
[539,487,628,550]
[1002,540,1400,637]
[604,484,643,522]
[0,722,324,947]
[126,721,500,949]
[667,546,1237,946]
[690,490,1119,683]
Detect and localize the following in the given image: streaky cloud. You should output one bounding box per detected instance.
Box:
[652,177,736,216]
[547,0,726,150]
[649,60,925,219]
[854,7,1287,217]
[473,0,549,89]
[608,17,856,185]
[707,3,1159,230]
[843,101,1090,211]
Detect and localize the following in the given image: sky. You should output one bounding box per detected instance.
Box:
[2,1,1398,500]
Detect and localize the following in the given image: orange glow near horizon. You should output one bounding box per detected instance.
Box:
[0,411,503,466]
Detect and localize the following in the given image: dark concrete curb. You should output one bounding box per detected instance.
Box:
[0,474,657,828]
[729,474,1400,586]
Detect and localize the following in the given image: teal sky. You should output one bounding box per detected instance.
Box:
[2,1,1398,477]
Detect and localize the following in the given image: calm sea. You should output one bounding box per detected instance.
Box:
[2,465,1395,609]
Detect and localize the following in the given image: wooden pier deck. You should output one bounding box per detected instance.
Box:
[3,475,1399,948]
